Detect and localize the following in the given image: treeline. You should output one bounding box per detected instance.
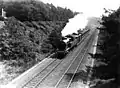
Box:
[0,0,78,21]
[0,0,77,68]
[91,8,120,87]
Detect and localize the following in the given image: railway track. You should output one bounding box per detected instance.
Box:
[19,30,96,88]
[53,31,95,88]
[5,29,96,88]
[22,37,85,88]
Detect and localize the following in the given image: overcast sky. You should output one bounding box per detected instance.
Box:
[3,0,120,35]
[40,0,120,17]
[38,0,120,36]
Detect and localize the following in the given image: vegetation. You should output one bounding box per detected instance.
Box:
[0,0,78,21]
[0,0,77,69]
[91,8,120,88]
[40,30,66,54]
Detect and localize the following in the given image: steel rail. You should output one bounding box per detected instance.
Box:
[23,38,82,88]
[54,47,84,88]
[34,60,63,88]
[33,33,90,88]
[23,50,75,88]
[23,31,91,88]
[66,33,94,88]
[32,41,83,88]
[54,34,92,88]
[22,59,57,88]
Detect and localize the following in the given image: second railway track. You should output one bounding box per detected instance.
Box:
[19,30,96,88]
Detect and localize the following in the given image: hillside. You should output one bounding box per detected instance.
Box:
[0,0,78,85]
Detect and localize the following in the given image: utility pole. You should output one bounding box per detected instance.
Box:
[2,8,7,19]
[0,0,7,19]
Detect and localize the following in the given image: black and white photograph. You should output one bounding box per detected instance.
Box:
[0,0,119,88]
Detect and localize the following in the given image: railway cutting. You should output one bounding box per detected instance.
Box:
[6,29,98,88]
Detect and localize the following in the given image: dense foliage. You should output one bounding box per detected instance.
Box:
[92,8,120,87]
[0,0,78,67]
[0,17,36,66]
[0,17,69,66]
[40,30,66,54]
[0,0,78,21]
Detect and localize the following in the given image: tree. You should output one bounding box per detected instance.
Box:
[92,8,120,87]
[40,30,66,54]
[2,0,77,21]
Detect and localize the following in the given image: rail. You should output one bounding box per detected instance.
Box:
[6,30,94,88]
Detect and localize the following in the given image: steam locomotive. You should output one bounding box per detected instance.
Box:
[65,29,90,52]
[51,29,90,59]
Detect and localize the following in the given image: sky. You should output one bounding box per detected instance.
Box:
[3,0,120,36]
[39,0,120,36]
[40,0,120,17]
[61,14,88,36]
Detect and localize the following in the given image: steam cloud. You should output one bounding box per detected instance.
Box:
[62,14,89,36]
